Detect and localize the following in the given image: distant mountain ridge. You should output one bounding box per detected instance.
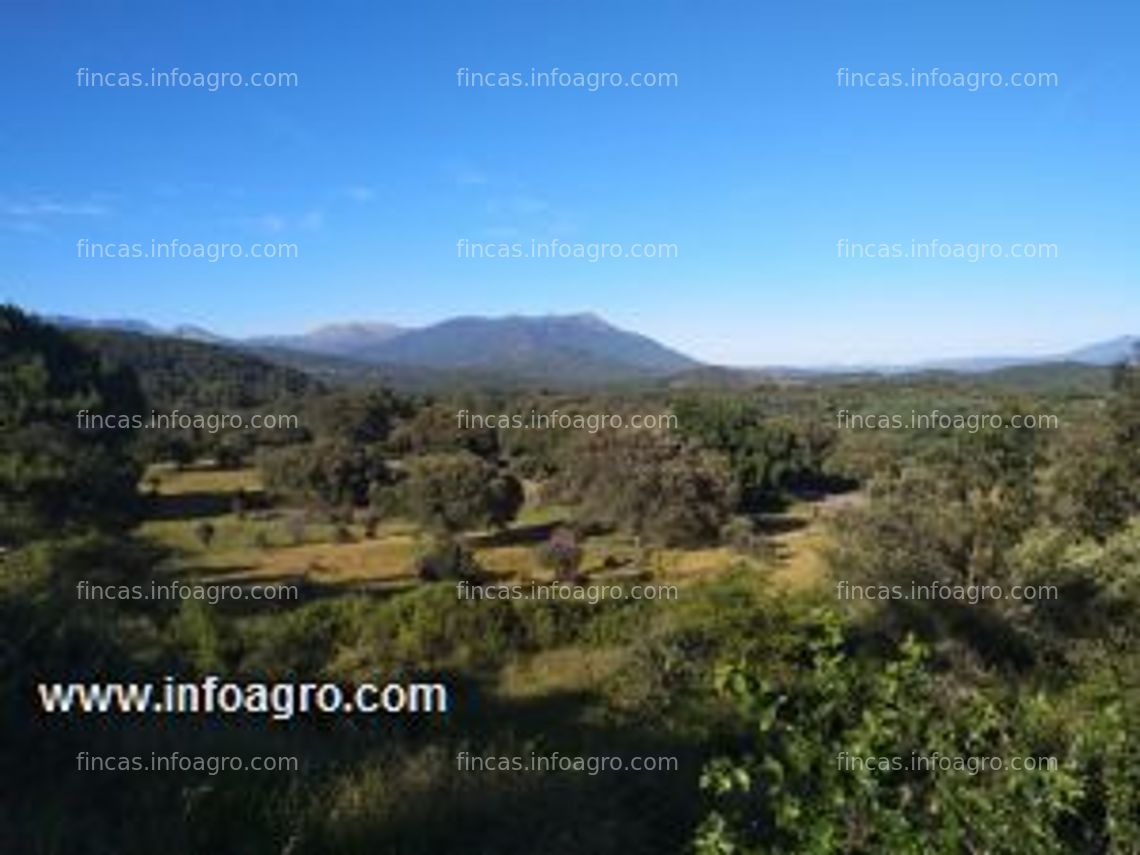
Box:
[749,336,1138,376]
[43,312,1136,382]
[1063,335,1138,366]
[46,311,700,385]
[247,322,407,357]
[910,336,1137,373]
[352,313,696,377]
[47,314,165,336]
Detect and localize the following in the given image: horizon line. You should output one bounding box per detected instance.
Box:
[22,304,1135,372]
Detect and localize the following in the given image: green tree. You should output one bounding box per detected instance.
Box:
[674,394,840,509]
[402,452,523,534]
[0,306,144,544]
[557,431,735,547]
[212,431,253,470]
[259,440,390,508]
[1047,353,1140,539]
[388,403,499,459]
[306,389,408,444]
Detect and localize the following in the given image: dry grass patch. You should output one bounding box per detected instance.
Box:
[190,535,421,586]
[143,464,262,496]
[497,646,630,700]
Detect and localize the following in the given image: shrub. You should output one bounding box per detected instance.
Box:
[414,537,484,583]
[194,521,216,548]
[361,509,381,539]
[535,527,584,582]
[285,511,307,545]
[694,608,1129,855]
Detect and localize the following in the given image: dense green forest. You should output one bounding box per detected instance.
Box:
[2,306,1137,853]
[73,327,322,409]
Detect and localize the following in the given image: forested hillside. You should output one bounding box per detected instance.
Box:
[72,327,321,409]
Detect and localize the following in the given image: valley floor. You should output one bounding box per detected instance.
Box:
[138,463,842,596]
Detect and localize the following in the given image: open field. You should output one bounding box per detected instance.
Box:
[138,464,834,593]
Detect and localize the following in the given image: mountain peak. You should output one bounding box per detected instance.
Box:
[332,312,697,381]
[171,324,229,344]
[306,321,405,337]
[564,311,612,330]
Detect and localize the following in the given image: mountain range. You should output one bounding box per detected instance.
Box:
[47,312,699,385]
[44,313,1136,385]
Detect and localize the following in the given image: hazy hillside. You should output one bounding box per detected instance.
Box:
[69,328,322,409]
[968,360,1115,394]
[1065,335,1138,365]
[916,335,1137,373]
[44,312,1137,390]
[245,344,535,391]
[354,313,698,377]
[248,322,407,357]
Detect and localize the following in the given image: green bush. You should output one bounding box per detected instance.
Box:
[696,608,1136,855]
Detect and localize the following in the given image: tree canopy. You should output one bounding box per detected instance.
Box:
[0,306,144,543]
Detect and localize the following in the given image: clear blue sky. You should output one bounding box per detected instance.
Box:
[1,0,1136,365]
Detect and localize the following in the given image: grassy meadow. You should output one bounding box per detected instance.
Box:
[138,462,830,592]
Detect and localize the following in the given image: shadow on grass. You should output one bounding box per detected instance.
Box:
[467,521,563,548]
[14,667,707,855]
[147,490,234,521]
[859,598,1041,672]
[154,565,426,616]
[752,513,810,536]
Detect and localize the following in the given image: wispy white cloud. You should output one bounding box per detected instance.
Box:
[480,192,578,241]
[237,208,326,233]
[0,196,112,233]
[1,219,47,234]
[344,185,376,202]
[455,168,490,186]
[483,225,521,239]
[1,197,111,217]
[487,196,550,217]
[450,162,582,238]
[242,213,289,233]
[299,209,325,230]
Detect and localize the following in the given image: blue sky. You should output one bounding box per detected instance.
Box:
[1,0,1136,365]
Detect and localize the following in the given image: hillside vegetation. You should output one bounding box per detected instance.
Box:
[3,305,1138,854]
